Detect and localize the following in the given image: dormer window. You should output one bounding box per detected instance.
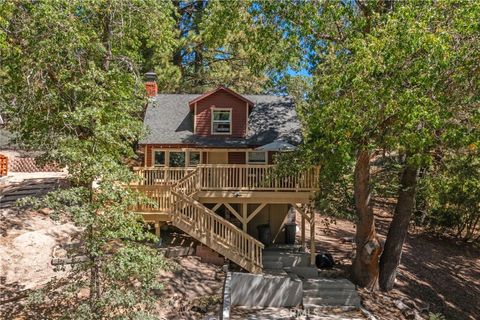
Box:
[211,109,231,134]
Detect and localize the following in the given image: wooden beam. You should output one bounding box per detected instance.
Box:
[196,191,313,204]
[246,203,267,223]
[310,208,316,266]
[301,212,306,251]
[155,222,161,238]
[224,203,243,224]
[242,203,248,232]
[140,213,172,222]
[292,203,310,223]
[211,203,222,212]
[272,211,290,243]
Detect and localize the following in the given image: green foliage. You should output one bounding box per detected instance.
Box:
[164,0,304,93]
[416,151,480,240]
[303,1,478,159]
[0,1,178,318]
[428,312,446,320]
[1,0,176,179]
[275,1,479,221]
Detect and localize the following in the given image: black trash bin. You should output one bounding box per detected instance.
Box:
[257,224,272,246]
[285,223,297,244]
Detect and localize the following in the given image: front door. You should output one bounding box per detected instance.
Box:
[207,151,228,164]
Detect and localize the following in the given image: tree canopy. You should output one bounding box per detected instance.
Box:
[1,1,177,317]
[292,0,479,289]
[0,1,478,316]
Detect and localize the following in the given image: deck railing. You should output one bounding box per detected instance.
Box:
[130,185,173,212]
[133,167,195,186]
[133,165,319,192]
[173,168,200,196]
[198,164,319,191]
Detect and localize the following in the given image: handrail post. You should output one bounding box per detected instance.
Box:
[250,241,254,265]
[198,167,202,191]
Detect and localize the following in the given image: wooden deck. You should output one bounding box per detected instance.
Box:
[131,165,319,273]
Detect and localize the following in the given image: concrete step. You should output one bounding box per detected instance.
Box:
[264,269,290,277]
[262,260,284,269]
[285,269,301,282]
[301,278,361,308]
[302,278,356,290]
[289,266,318,279]
[303,295,361,308]
[228,272,303,307]
[303,289,359,298]
[231,306,364,320]
[262,252,310,268]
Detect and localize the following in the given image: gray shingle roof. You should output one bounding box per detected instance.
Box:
[140,94,302,147]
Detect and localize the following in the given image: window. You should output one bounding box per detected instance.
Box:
[212,109,231,134]
[169,151,186,167]
[247,151,267,164]
[153,151,165,166]
[189,151,201,166]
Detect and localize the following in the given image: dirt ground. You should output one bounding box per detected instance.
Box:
[0,206,225,320]
[0,208,79,295]
[156,256,225,319]
[1,194,478,319]
[303,207,480,320]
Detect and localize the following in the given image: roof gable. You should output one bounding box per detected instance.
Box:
[188,86,254,110]
[141,94,302,147]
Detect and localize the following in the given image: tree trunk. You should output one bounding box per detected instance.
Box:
[379,160,420,291]
[352,149,382,289]
[101,3,112,72]
[89,256,101,316]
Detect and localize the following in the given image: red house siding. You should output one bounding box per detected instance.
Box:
[202,152,208,164]
[228,152,246,164]
[268,151,278,164]
[195,90,248,138]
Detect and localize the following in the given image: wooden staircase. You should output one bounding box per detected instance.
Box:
[169,169,264,273]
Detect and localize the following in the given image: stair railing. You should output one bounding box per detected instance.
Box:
[170,190,264,273]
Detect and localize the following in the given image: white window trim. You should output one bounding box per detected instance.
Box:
[151,149,202,167]
[247,151,267,164]
[245,102,249,135]
[193,103,197,134]
[152,149,166,167]
[187,151,202,167]
[211,108,232,135]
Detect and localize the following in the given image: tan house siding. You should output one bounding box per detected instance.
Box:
[247,204,290,244]
[207,151,228,164]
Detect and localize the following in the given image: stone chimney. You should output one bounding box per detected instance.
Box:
[144,71,157,97]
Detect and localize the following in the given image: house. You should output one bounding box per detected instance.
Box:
[132,73,319,273]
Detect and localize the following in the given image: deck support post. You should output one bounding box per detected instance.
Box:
[155,221,161,238]
[242,203,248,232]
[301,213,306,251]
[309,208,316,266]
[292,203,308,251]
